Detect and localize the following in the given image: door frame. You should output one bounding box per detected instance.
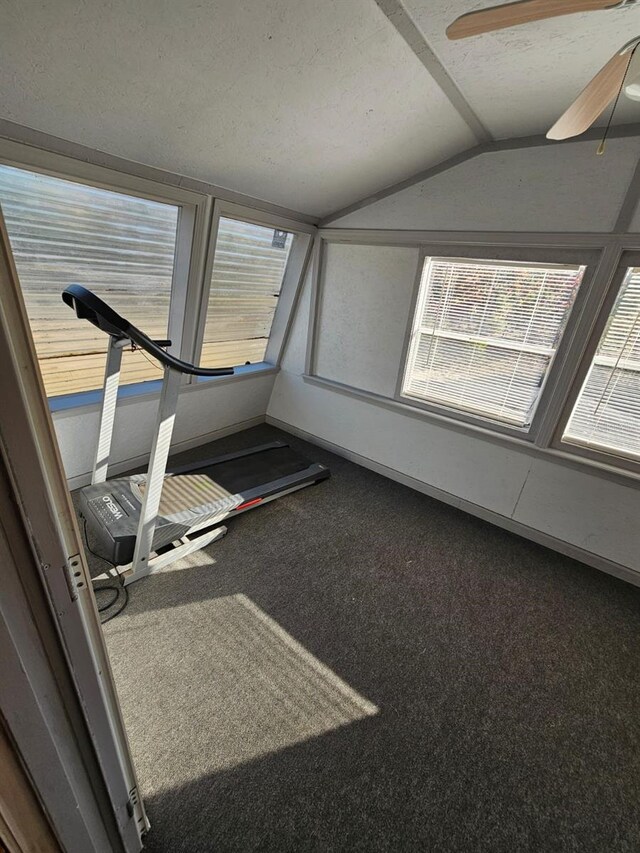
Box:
[0,207,147,852]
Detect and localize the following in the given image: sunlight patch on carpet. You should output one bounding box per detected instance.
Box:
[106,593,377,794]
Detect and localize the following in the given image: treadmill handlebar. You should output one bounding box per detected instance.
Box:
[62,284,235,377]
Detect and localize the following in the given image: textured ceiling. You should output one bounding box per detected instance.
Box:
[0,0,474,216]
[1,0,640,217]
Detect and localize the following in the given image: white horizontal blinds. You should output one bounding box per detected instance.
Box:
[200,216,293,368]
[402,257,584,426]
[0,164,178,397]
[564,267,640,460]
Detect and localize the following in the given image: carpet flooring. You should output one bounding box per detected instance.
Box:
[79,424,640,853]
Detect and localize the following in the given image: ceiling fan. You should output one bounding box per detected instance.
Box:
[446,0,640,143]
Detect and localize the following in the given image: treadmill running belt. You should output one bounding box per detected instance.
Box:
[200,446,313,495]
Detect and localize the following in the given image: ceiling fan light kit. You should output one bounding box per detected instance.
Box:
[446,1,640,143]
[623,47,640,99]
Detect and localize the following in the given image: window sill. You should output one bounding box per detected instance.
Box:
[398,390,532,437]
[303,373,640,488]
[49,362,278,415]
[552,437,640,479]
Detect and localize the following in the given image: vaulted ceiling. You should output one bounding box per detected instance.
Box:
[405,0,640,139]
[2,0,640,218]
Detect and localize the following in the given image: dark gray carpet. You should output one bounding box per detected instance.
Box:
[80,425,640,853]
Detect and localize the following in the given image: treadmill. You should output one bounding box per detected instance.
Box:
[63,284,329,585]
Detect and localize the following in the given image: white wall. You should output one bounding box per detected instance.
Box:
[270,371,640,574]
[315,244,419,396]
[268,137,640,582]
[329,136,640,231]
[55,372,275,487]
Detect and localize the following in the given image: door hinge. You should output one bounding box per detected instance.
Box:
[62,553,86,601]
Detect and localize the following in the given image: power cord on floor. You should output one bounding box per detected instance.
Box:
[83,518,129,624]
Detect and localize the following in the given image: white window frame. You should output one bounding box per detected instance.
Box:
[193,199,315,379]
[552,249,640,475]
[0,137,210,406]
[395,247,596,440]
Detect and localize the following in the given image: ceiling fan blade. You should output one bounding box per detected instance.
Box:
[546,46,636,140]
[446,0,618,40]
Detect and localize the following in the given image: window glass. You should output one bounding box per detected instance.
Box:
[0,164,179,397]
[401,257,585,427]
[563,266,640,460]
[200,216,293,367]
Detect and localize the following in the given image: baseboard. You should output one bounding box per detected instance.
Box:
[67,415,266,490]
[267,415,640,589]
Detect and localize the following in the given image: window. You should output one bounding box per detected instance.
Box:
[200,215,294,368]
[563,266,640,461]
[401,256,585,428]
[0,164,179,397]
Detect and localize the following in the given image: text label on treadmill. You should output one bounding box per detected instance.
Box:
[102,495,123,520]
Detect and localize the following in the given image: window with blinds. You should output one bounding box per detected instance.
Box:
[563,266,640,460]
[200,216,294,368]
[401,256,585,427]
[0,164,179,398]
